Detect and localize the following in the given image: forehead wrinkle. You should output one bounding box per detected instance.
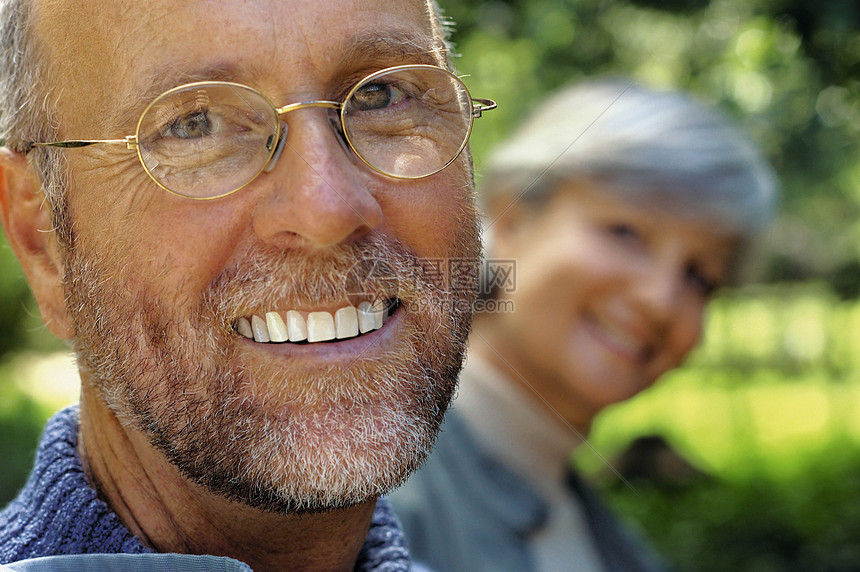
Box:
[96,5,446,135]
[106,33,446,135]
[336,31,449,70]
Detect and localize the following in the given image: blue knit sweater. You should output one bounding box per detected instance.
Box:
[0,406,414,571]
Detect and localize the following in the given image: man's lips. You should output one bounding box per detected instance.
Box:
[234,299,399,344]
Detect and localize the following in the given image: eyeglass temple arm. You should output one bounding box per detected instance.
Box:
[26,136,138,152]
[25,97,495,148]
[471,98,497,118]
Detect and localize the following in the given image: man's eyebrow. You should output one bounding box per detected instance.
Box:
[337,31,450,69]
[139,65,245,105]
[110,32,449,133]
[110,65,250,132]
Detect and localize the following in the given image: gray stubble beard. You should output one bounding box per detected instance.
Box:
[64,226,480,514]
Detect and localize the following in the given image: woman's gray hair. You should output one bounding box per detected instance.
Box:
[481,78,778,240]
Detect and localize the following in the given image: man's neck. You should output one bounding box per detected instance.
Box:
[77,384,376,572]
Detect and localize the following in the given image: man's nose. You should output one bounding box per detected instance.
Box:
[252,110,383,248]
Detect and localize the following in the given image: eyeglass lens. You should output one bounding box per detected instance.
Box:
[137,85,279,199]
[343,66,473,179]
[135,67,475,199]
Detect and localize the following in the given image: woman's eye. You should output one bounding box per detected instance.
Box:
[685,264,719,297]
[607,222,641,242]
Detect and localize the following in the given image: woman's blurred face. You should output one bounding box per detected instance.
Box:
[477,181,735,431]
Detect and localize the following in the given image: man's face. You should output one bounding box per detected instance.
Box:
[35,0,480,512]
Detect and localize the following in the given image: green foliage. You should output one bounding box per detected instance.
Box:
[600,450,860,572]
[0,236,31,356]
[439,0,860,285]
[570,284,860,570]
[695,283,860,378]
[0,367,50,505]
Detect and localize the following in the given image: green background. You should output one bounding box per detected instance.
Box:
[1,0,859,569]
[432,1,860,569]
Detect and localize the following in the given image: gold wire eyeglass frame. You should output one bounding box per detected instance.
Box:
[26,64,497,200]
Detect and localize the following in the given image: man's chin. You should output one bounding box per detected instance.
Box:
[172,403,438,514]
[139,348,453,514]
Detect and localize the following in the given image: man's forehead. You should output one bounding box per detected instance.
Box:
[32,0,445,123]
[134,32,447,99]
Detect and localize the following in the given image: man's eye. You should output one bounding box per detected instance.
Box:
[351,83,405,111]
[165,110,214,139]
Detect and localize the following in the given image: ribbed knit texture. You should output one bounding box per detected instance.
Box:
[0,407,150,561]
[355,497,411,572]
[0,406,415,571]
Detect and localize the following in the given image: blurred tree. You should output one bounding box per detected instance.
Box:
[0,372,50,505]
[0,239,32,357]
[600,443,860,572]
[0,235,63,358]
[439,0,860,288]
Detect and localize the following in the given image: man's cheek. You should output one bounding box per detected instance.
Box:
[390,192,475,259]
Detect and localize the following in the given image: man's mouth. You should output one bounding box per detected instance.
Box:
[234,299,400,344]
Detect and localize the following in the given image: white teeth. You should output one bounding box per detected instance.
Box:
[266,311,289,343]
[237,317,254,339]
[286,310,308,342]
[372,299,386,328]
[307,311,336,342]
[590,314,647,360]
[251,315,270,343]
[358,300,384,333]
[236,301,391,344]
[357,301,374,333]
[335,306,359,339]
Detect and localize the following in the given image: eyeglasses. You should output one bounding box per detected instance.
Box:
[26,64,496,200]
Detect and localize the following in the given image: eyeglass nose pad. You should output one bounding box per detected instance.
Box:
[263,123,288,174]
[328,113,353,157]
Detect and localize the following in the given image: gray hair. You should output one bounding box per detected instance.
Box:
[481,78,778,240]
[0,0,69,234]
[0,0,38,152]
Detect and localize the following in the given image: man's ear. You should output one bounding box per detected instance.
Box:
[0,148,73,339]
